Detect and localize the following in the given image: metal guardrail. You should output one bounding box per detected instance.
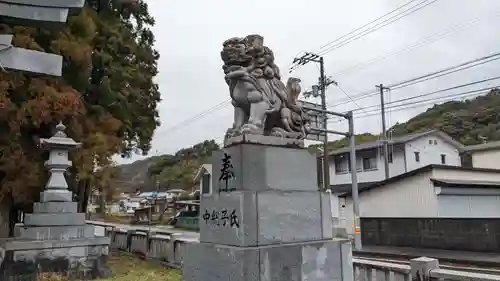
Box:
[353,257,500,281]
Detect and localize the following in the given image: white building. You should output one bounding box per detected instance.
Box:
[338,164,500,235]
[461,140,500,170]
[193,164,212,195]
[329,130,464,193]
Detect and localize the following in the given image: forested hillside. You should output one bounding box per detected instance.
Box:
[113,140,219,191]
[327,88,500,150]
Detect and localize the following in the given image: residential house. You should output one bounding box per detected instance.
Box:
[461,140,500,170]
[338,164,500,252]
[329,130,464,193]
[193,164,212,195]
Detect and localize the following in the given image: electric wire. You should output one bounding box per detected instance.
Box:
[319,0,421,51]
[331,9,500,77]
[318,0,439,56]
[329,52,500,108]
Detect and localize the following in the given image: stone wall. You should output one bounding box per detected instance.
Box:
[361,218,500,252]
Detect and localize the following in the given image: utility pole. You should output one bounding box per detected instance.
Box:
[376,84,390,180]
[292,53,335,192]
[319,56,330,193]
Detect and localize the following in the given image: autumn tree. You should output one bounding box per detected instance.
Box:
[0,0,160,216]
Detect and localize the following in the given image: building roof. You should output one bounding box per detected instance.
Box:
[461,141,500,153]
[193,164,212,182]
[339,164,500,197]
[330,182,380,195]
[329,130,464,156]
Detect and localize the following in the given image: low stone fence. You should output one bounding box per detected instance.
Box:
[95,225,197,268]
[90,223,500,281]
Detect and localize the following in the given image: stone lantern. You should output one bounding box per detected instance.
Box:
[38,121,81,203]
[0,122,111,279]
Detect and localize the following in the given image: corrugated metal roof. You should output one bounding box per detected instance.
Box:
[461,140,500,153]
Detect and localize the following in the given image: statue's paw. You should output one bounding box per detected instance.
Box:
[241,123,263,135]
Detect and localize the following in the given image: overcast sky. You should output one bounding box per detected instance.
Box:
[115,0,500,164]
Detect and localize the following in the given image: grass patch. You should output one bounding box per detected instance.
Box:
[101,252,182,281]
[37,252,182,281]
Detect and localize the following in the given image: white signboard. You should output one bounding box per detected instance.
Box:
[297,100,326,141]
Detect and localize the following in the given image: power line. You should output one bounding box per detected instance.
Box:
[329,51,500,108]
[331,9,500,77]
[329,87,496,124]
[350,76,500,113]
[355,86,498,115]
[318,0,439,56]
[319,0,421,51]
[155,99,231,134]
[353,88,494,119]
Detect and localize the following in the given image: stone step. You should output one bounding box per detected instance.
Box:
[3,236,110,252]
[33,202,78,213]
[14,225,95,240]
[199,191,333,247]
[39,190,73,202]
[23,213,85,226]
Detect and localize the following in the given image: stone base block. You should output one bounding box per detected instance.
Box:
[183,239,353,281]
[211,143,318,192]
[1,239,111,280]
[199,191,332,246]
[39,190,73,202]
[14,225,94,240]
[23,213,85,226]
[33,202,78,213]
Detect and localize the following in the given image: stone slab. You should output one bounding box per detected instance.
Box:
[1,0,85,8]
[211,144,318,192]
[23,213,85,226]
[199,191,333,246]
[39,190,73,202]
[2,237,110,251]
[0,2,69,26]
[14,225,94,240]
[0,45,63,76]
[183,239,352,281]
[33,201,78,213]
[224,134,305,148]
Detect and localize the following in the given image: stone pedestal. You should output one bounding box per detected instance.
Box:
[183,137,353,281]
[0,122,110,280]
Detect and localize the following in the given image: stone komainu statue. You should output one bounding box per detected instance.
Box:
[221,34,312,140]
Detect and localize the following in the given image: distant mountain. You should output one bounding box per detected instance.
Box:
[111,156,160,193]
[112,140,220,193]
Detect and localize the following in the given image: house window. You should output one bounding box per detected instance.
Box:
[347,158,363,172]
[201,174,211,194]
[434,140,438,145]
[388,152,393,163]
[414,152,420,162]
[429,140,432,145]
[362,157,377,171]
[440,154,446,164]
[334,157,348,174]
